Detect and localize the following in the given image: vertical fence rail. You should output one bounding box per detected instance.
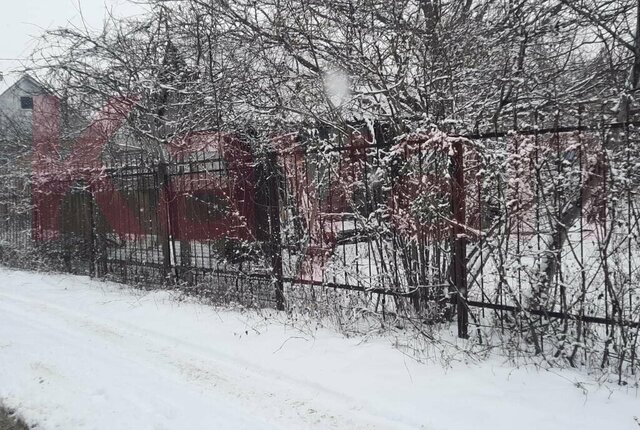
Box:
[267,151,285,311]
[157,161,172,280]
[451,139,468,338]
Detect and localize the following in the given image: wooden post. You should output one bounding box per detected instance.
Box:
[451,139,469,338]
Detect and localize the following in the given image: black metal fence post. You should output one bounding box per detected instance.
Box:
[451,139,469,338]
[87,187,96,277]
[266,151,285,310]
[157,161,173,281]
[95,212,108,278]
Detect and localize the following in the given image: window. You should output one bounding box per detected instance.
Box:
[20,96,33,110]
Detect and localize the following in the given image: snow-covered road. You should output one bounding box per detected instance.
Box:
[0,268,637,430]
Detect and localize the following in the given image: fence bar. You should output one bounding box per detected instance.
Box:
[451,139,468,338]
[464,299,640,329]
[267,151,285,310]
[157,161,172,281]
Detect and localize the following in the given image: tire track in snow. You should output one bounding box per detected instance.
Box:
[0,290,422,430]
[0,299,279,430]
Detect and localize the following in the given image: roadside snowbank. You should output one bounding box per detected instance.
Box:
[0,268,637,430]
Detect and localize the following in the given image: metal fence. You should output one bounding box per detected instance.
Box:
[1,117,639,370]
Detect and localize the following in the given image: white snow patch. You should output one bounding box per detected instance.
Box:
[0,268,637,430]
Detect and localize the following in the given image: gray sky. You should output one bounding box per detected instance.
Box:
[0,0,146,86]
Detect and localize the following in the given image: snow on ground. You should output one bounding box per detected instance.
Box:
[0,268,637,430]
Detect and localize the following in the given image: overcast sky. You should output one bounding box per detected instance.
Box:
[0,0,146,85]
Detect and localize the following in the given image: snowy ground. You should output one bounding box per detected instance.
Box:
[0,268,638,430]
